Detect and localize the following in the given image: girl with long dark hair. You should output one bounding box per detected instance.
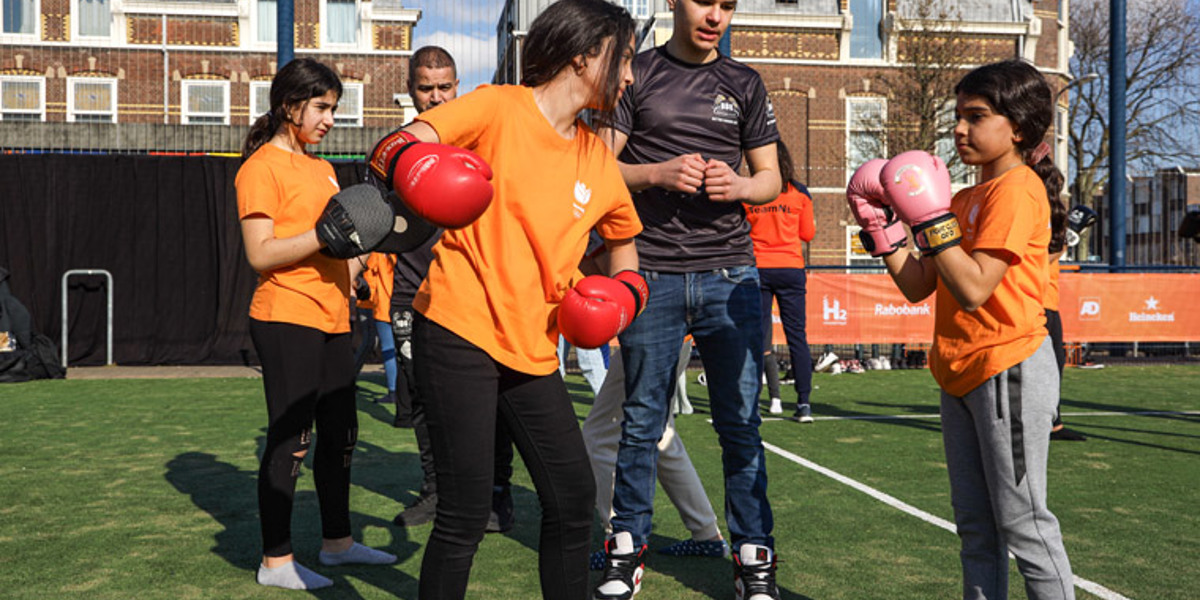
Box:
[236,57,396,590]
[869,58,1076,599]
[370,1,642,598]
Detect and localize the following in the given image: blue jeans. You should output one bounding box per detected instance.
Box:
[612,266,773,550]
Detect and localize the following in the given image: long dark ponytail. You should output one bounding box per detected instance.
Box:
[955,59,1067,252]
[241,58,343,160]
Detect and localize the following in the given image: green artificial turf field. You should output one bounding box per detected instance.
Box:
[0,365,1195,599]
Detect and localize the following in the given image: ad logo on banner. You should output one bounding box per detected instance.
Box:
[1129,296,1175,323]
[1079,298,1101,320]
[822,296,848,325]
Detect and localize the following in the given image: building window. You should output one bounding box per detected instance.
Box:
[249,81,271,124]
[619,0,649,18]
[0,76,44,121]
[849,0,883,59]
[257,0,276,43]
[68,77,117,123]
[2,0,37,34]
[181,80,230,125]
[846,97,886,180]
[76,0,111,38]
[326,0,357,45]
[335,82,362,127]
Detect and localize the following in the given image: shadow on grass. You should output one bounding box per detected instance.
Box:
[165,451,421,598]
[641,533,815,600]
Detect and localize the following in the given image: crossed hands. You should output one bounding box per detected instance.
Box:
[654,153,745,202]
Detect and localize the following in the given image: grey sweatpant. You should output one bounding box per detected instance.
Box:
[941,337,1075,600]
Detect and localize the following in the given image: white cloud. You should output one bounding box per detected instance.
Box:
[413,29,498,90]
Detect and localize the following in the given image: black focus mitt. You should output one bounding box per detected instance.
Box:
[316,184,393,259]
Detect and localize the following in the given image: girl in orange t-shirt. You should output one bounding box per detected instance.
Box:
[746,141,817,419]
[379,2,642,598]
[235,58,394,591]
[878,60,1075,599]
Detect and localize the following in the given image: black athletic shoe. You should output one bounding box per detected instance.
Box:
[1050,427,1088,441]
[734,544,780,600]
[392,492,437,527]
[485,485,515,533]
[593,532,646,600]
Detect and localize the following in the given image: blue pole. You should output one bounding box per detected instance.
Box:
[1109,0,1126,269]
[277,0,295,67]
[719,25,731,57]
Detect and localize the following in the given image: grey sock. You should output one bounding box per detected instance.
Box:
[318,542,397,566]
[256,561,333,590]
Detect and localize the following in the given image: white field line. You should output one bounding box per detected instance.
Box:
[760,440,1135,600]
[758,410,1200,423]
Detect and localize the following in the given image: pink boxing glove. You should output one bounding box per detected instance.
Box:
[879,150,960,255]
[846,159,907,257]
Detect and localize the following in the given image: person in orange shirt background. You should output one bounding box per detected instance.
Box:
[746,141,817,420]
[354,252,398,404]
[236,58,396,591]
[367,1,643,597]
[858,59,1076,598]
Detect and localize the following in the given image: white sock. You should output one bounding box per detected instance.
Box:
[256,561,333,590]
[318,542,398,566]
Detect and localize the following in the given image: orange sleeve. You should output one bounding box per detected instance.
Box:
[594,158,641,242]
[416,85,502,149]
[236,158,281,220]
[972,186,1044,265]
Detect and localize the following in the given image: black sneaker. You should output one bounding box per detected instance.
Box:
[1050,427,1088,441]
[392,492,437,527]
[485,485,515,533]
[733,544,780,600]
[593,532,646,600]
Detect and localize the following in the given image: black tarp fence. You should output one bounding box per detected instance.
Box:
[0,154,368,366]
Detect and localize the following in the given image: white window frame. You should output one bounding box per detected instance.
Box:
[847,0,885,61]
[0,75,45,121]
[249,80,271,125]
[334,82,362,127]
[181,80,230,125]
[620,0,650,19]
[252,0,277,47]
[67,76,118,123]
[321,0,360,48]
[72,0,113,41]
[845,97,887,182]
[1,0,39,39]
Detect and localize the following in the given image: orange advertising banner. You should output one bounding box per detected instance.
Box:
[1059,273,1200,342]
[772,272,1200,345]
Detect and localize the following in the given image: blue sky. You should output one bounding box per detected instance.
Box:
[406,0,506,92]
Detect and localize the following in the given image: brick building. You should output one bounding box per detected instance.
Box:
[0,0,423,154]
[498,0,1070,268]
[1091,168,1200,266]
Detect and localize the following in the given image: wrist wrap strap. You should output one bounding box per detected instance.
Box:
[912,213,962,256]
[368,128,420,188]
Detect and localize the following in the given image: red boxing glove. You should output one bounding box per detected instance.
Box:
[879,150,959,255]
[846,159,907,257]
[557,273,648,349]
[394,143,494,229]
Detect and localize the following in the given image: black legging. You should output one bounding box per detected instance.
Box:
[1045,308,1066,426]
[413,314,594,600]
[250,319,358,557]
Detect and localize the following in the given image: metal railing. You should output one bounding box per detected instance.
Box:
[61,269,114,368]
